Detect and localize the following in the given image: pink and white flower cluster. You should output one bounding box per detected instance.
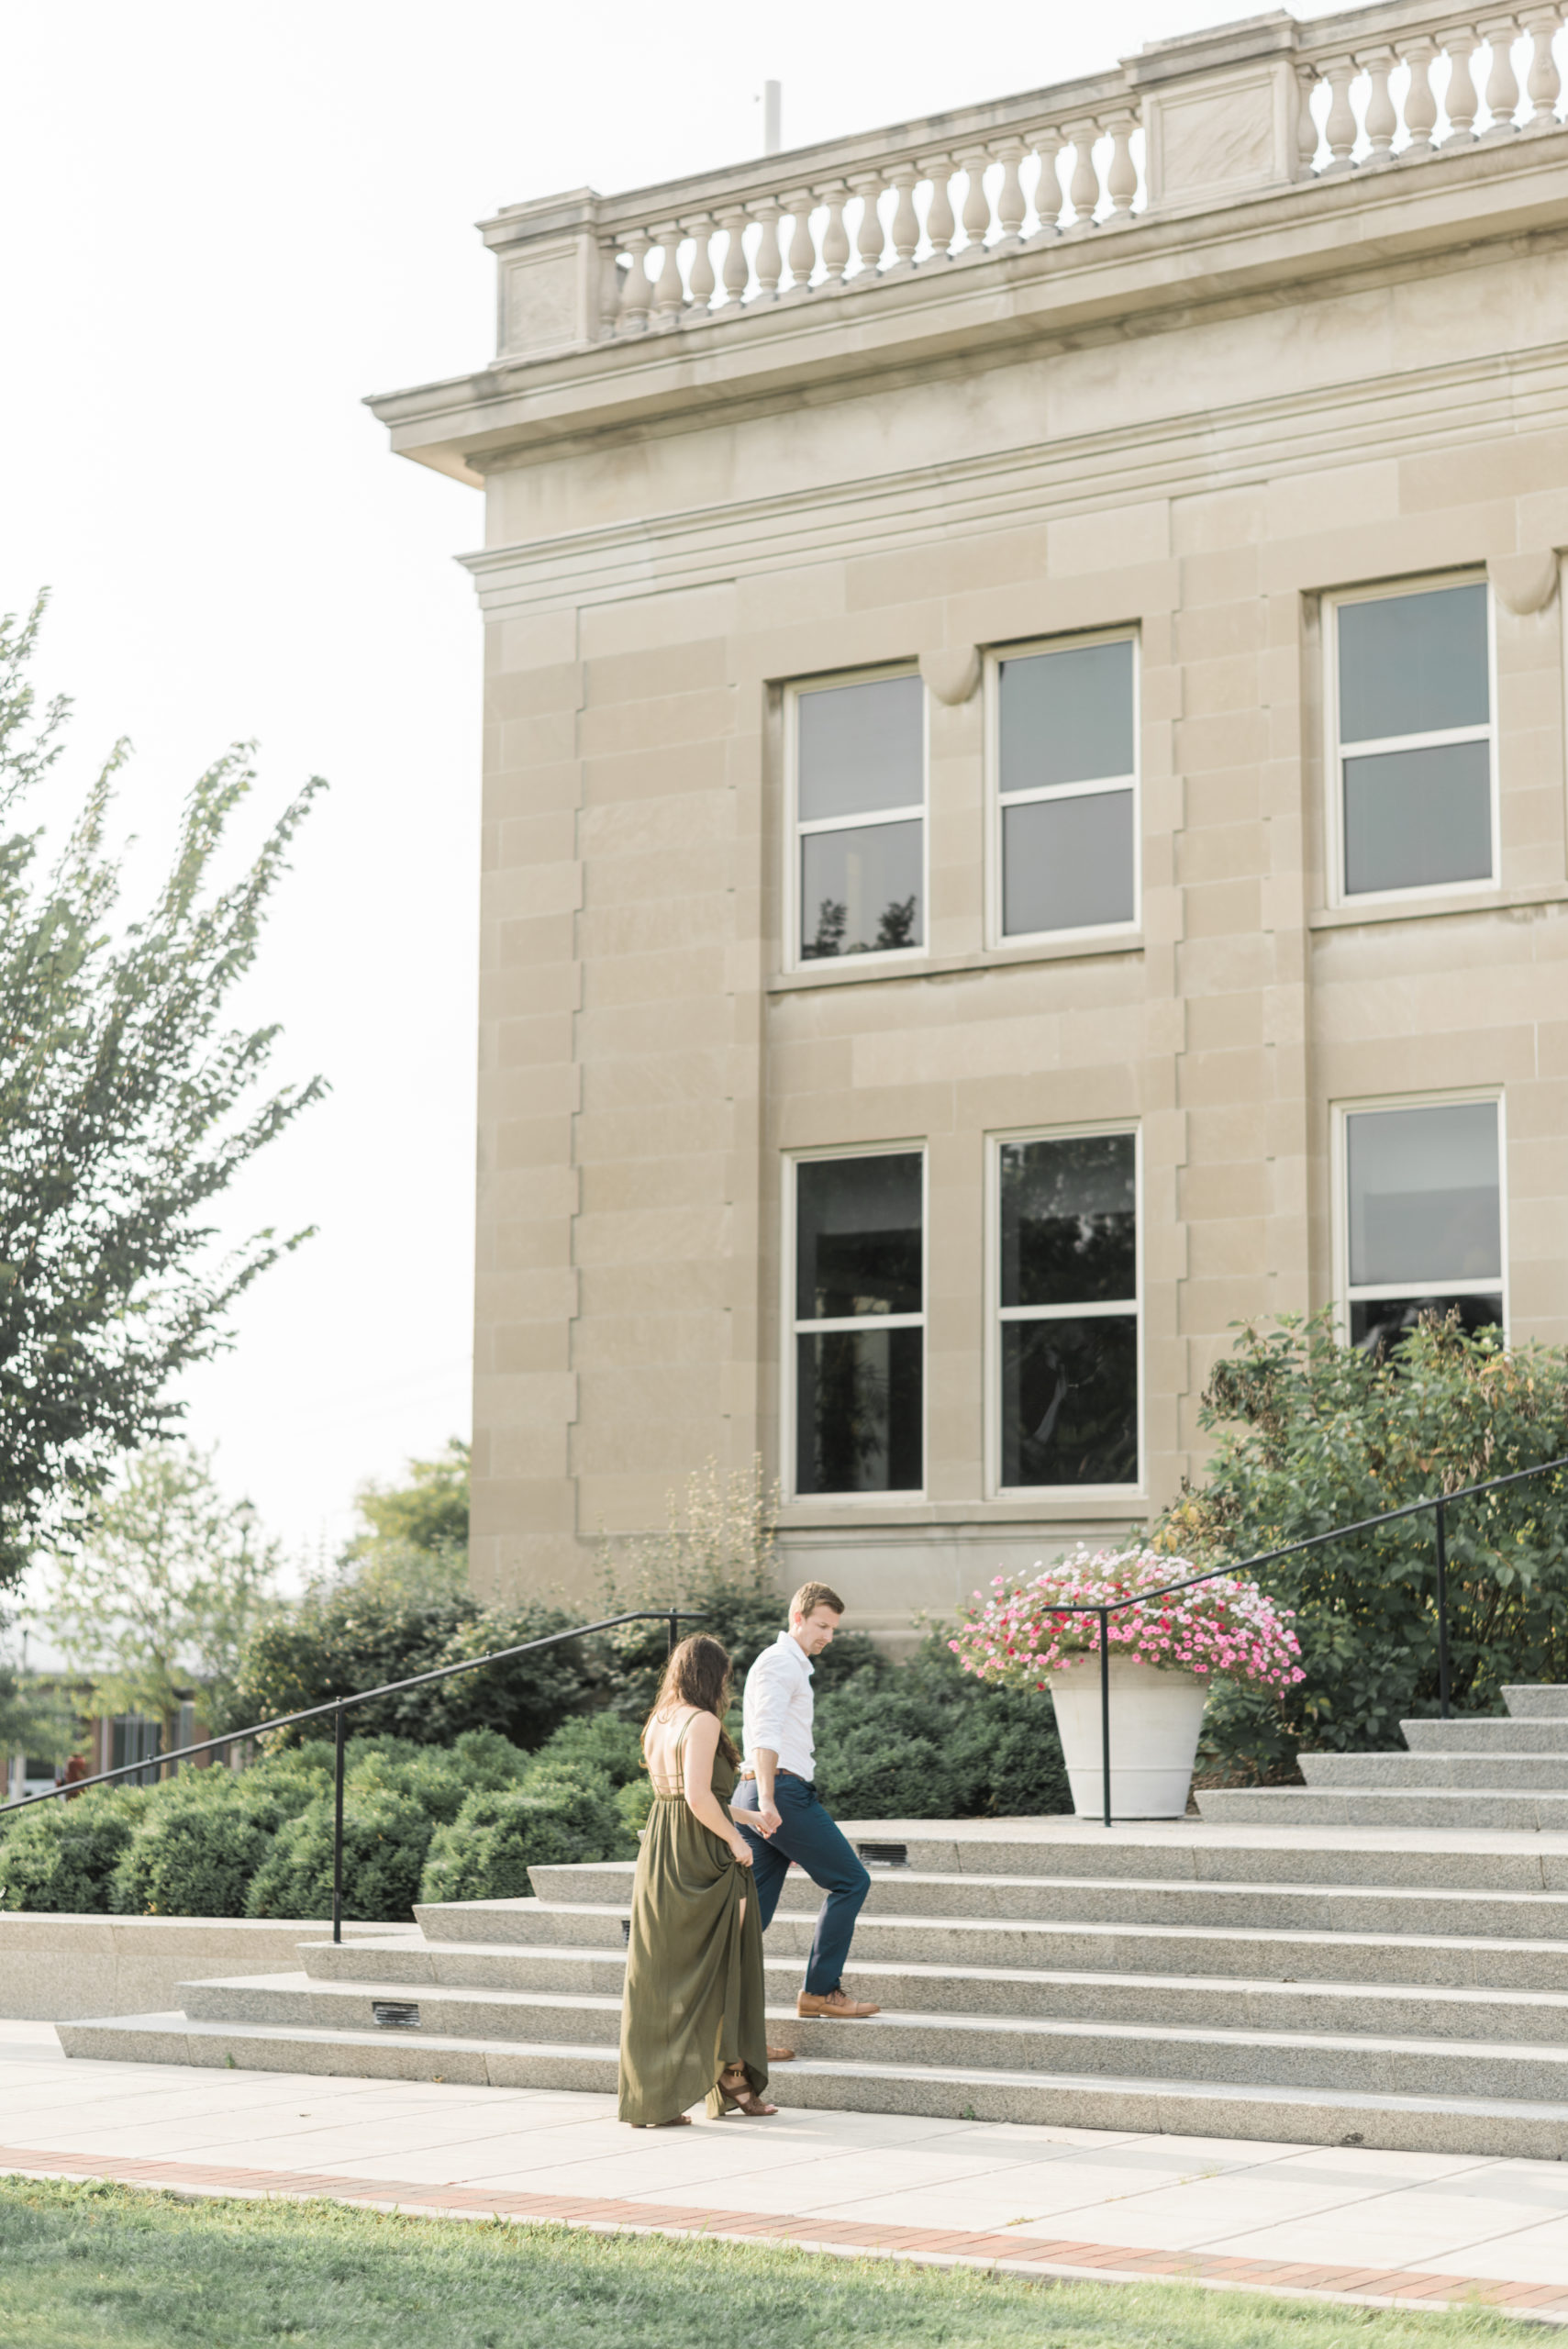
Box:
[949,1546,1305,1694]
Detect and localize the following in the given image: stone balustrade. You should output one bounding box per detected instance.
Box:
[484,2,1568,362]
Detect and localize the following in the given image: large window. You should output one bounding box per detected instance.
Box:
[995,1130,1140,1489]
[1329,579,1494,900]
[995,634,1137,941]
[1342,1098,1505,1352]
[791,672,924,963]
[792,1151,923,1495]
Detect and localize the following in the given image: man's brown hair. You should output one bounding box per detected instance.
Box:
[790,1580,845,1621]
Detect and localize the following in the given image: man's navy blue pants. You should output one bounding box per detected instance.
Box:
[730,1772,871,1995]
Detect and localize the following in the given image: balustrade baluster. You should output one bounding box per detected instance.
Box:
[820,185,851,282]
[718,208,750,305]
[851,174,887,273]
[1104,113,1138,215]
[752,201,784,297]
[1522,6,1562,125]
[923,161,956,258]
[1404,41,1440,147]
[1296,65,1322,174]
[1443,31,1482,142]
[686,216,716,311]
[889,166,920,264]
[959,150,993,249]
[651,225,685,326]
[619,230,652,330]
[784,194,816,290]
[1363,50,1398,159]
[994,140,1028,243]
[1067,123,1101,225]
[1032,130,1067,232]
[1480,19,1523,134]
[1322,60,1359,168]
[598,242,624,337]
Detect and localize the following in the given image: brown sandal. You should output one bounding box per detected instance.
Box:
[718,2064,777,2118]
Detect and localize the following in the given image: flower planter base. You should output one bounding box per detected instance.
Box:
[1047,1657,1209,1819]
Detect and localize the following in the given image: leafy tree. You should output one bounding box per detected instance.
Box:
[1156,1312,1568,1778]
[0,595,324,1586]
[33,1444,283,1740]
[0,1613,78,1767]
[332,1439,469,1606]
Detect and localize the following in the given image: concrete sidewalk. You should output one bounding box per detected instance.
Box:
[6,2019,1568,2316]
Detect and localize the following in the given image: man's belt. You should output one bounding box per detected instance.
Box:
[739,1766,805,1780]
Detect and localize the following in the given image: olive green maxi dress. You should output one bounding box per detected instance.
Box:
[617,1716,771,2123]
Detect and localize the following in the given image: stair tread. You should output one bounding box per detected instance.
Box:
[340,1919,1568,1955]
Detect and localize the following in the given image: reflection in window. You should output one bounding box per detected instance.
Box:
[1335,584,1492,897]
[795,675,924,959]
[1344,1099,1504,1352]
[794,1152,923,1493]
[998,638,1136,938]
[997,1133,1139,1487]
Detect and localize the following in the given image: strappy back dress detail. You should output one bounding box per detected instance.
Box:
[617,1709,770,2124]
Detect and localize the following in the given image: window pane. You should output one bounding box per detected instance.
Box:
[1001,790,1134,936]
[797,674,923,821]
[796,1152,922,1319]
[1338,584,1488,743]
[1348,1101,1501,1287]
[801,818,922,957]
[1001,1134,1136,1308]
[999,640,1135,792]
[1351,1293,1504,1353]
[796,1326,922,1493]
[1001,1315,1138,1486]
[1343,740,1491,896]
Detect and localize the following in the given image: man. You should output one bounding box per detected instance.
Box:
[731,1580,879,2021]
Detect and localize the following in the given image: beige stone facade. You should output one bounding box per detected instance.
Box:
[372,5,1568,1637]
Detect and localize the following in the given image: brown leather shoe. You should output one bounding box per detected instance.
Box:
[796,1987,879,2019]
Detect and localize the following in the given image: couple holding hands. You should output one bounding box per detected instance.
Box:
[617,1580,879,2125]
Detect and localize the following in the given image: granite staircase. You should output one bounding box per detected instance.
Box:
[57,1767,1568,2162]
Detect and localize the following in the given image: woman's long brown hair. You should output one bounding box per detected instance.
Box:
[645,1634,740,1767]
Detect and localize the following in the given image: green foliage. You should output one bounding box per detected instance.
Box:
[34,1442,282,1736]
[418,1763,629,1905]
[813,1634,1072,1820]
[0,596,323,1588]
[528,1708,645,1788]
[1157,1313,1568,1776]
[345,1440,469,1565]
[246,1779,435,1923]
[0,1630,76,1766]
[0,1785,145,1912]
[109,1764,317,1919]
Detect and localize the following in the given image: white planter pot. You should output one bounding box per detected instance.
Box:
[1047,1656,1210,1819]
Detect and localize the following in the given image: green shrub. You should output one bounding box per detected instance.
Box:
[1158,1314,1568,1777]
[418,1764,628,1906]
[812,1642,1072,1820]
[616,1777,654,1839]
[449,1728,531,1790]
[110,1767,317,1919]
[0,1788,145,1913]
[528,1710,644,1788]
[246,1783,434,1922]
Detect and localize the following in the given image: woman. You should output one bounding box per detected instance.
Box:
[618,1634,776,2125]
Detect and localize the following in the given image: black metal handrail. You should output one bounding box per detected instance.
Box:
[0,1609,695,1941]
[1040,1452,1568,1825]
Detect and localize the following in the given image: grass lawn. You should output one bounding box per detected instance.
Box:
[0,2177,1544,2349]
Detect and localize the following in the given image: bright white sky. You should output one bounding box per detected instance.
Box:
[4,0,1340,1575]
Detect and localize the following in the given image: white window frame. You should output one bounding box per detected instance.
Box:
[1331,1089,1509,1345]
[985,627,1141,951]
[783,1141,928,1504]
[784,664,928,974]
[1324,572,1498,910]
[985,1120,1144,1500]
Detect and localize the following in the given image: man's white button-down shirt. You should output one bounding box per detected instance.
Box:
[742,1631,816,1779]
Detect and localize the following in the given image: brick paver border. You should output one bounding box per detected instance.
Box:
[1,2143,1565,2319]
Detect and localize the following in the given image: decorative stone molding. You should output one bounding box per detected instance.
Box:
[919,647,982,705]
[1489,551,1561,615]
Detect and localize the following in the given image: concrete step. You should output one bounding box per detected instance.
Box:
[72,1982,1568,2110]
[1196,1789,1568,1831]
[1506,1687,1568,1720]
[184,1957,1568,2048]
[500,1872,1568,1940]
[298,1918,1568,1994]
[1402,1718,1568,1754]
[1301,1753,1568,1790]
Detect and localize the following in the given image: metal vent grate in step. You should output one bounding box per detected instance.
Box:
[371,2001,421,2030]
[621,1918,630,1944]
[857,1842,908,1866]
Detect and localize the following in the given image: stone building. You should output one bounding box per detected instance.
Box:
[371,3,1568,1640]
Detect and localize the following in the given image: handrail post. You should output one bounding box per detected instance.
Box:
[331,1702,347,1946]
[667,1609,679,1658]
[1435,1497,1451,1720]
[1099,1609,1112,1829]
